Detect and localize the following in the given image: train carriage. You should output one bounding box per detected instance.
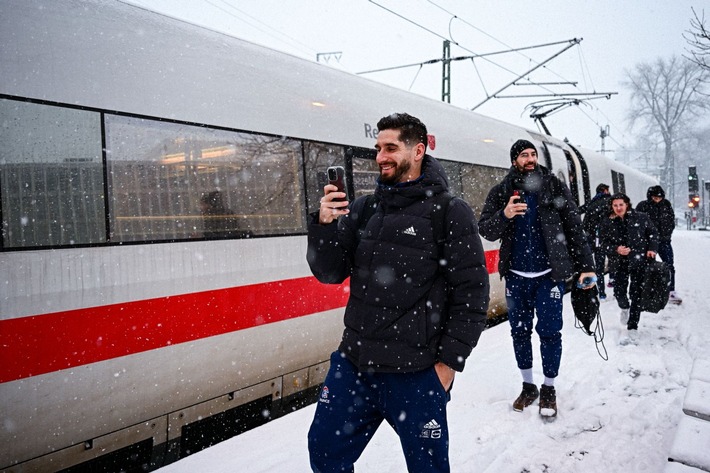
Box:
[0,0,656,471]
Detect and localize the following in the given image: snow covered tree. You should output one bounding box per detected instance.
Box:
[685,8,710,72]
[623,55,710,205]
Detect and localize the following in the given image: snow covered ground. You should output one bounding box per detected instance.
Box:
[158,229,710,473]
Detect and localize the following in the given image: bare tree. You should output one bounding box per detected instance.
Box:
[624,55,709,205]
[685,7,710,71]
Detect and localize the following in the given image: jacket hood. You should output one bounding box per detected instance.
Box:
[375,154,449,205]
[421,154,450,189]
[647,185,665,200]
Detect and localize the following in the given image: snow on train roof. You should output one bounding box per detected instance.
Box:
[0,0,532,168]
[1,0,649,181]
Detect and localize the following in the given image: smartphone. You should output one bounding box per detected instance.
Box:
[327,166,350,202]
[513,190,526,214]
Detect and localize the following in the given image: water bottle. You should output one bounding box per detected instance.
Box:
[576,275,597,288]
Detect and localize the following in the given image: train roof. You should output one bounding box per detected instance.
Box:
[0,0,530,167]
[0,0,651,181]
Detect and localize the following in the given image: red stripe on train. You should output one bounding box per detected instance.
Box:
[0,276,349,384]
[0,249,500,384]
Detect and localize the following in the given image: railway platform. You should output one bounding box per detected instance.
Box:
[665,357,710,472]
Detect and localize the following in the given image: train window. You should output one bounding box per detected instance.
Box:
[304,144,378,215]
[611,170,626,194]
[304,142,346,215]
[439,160,463,198]
[351,154,379,198]
[460,163,508,217]
[0,99,105,248]
[104,115,305,241]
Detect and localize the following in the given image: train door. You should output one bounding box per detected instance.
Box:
[540,142,583,205]
[560,147,586,206]
[564,143,592,205]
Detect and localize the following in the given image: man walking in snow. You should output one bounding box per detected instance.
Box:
[306,113,489,472]
[601,193,658,342]
[635,185,681,304]
[478,139,596,419]
[579,183,612,299]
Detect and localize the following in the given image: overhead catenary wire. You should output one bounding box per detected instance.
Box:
[367,0,452,44]
[366,0,558,98]
[128,0,625,153]
[366,0,615,121]
[356,39,583,75]
[210,0,320,57]
[408,1,624,150]
[425,0,585,92]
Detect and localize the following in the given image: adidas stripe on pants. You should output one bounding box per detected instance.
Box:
[308,351,451,473]
[504,273,565,379]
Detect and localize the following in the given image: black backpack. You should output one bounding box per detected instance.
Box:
[638,260,671,313]
[571,275,607,360]
[571,283,600,336]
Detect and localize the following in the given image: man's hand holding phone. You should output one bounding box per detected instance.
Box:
[319,166,350,224]
[503,191,527,219]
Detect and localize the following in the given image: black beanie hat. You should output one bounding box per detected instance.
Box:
[510,139,537,162]
[647,185,665,199]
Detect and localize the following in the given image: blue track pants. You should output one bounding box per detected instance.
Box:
[308,351,450,473]
[505,273,565,379]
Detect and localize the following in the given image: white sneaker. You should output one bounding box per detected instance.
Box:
[669,291,682,305]
[619,329,638,346]
[620,308,630,325]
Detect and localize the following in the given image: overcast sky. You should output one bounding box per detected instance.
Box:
[124,0,704,160]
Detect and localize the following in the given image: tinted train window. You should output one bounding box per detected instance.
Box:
[611,170,626,194]
[439,160,463,197]
[304,144,378,215]
[304,142,346,215]
[352,153,379,198]
[0,100,105,248]
[104,116,305,241]
[460,163,508,216]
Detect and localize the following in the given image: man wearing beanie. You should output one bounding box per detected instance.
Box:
[479,139,596,419]
[579,183,612,299]
[636,185,681,304]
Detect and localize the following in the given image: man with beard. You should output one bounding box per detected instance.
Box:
[306,113,489,472]
[479,139,595,419]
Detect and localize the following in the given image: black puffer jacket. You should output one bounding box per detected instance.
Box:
[307,156,490,373]
[579,192,612,239]
[600,209,659,271]
[478,165,594,281]
[636,193,675,242]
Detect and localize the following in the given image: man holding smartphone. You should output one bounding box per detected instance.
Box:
[478,139,595,419]
[306,113,489,473]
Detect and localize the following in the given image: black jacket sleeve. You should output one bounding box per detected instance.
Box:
[553,178,595,274]
[437,198,490,371]
[641,214,660,253]
[478,183,511,242]
[306,196,369,284]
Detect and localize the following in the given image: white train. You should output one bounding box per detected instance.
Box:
[0,1,656,471]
